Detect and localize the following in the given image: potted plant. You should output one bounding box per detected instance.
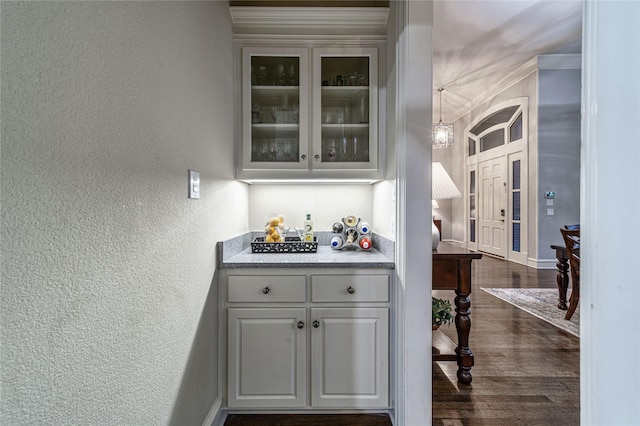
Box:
[432,297,453,330]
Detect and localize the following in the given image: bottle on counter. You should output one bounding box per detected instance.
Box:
[304,214,314,242]
[359,236,372,250]
[357,221,371,234]
[330,235,344,250]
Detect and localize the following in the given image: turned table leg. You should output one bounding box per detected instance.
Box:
[454,291,474,384]
[552,246,569,310]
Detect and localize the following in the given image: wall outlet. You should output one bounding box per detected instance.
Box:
[546,208,554,216]
[390,219,395,236]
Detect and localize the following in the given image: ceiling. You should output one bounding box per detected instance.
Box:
[433,0,583,122]
[230,1,583,123]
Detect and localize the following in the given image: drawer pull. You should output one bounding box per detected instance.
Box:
[297,321,304,329]
[262,286,270,294]
[347,286,356,294]
[313,320,320,328]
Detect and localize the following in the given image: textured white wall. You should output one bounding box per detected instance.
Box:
[248,184,373,231]
[1,2,247,424]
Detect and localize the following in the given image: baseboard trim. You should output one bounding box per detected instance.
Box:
[528,257,557,270]
[203,397,225,426]
[442,239,465,248]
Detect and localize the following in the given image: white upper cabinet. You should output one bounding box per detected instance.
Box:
[312,48,379,172]
[231,7,388,182]
[241,47,310,173]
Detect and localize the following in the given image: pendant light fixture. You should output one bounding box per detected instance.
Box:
[432,88,454,149]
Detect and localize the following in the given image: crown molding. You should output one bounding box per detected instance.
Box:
[537,53,582,70]
[229,6,389,37]
[448,54,582,122]
[449,57,538,123]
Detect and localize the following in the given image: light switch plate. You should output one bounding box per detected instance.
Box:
[546,208,554,216]
[189,170,200,199]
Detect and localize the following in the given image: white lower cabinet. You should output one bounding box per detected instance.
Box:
[227,308,307,408]
[311,307,388,408]
[225,271,390,410]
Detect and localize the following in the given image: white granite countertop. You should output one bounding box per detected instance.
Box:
[217,232,395,269]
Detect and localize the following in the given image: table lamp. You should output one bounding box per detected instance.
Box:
[432,162,461,249]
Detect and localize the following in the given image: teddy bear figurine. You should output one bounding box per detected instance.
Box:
[264,215,285,243]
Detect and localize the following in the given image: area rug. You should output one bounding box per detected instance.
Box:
[481,288,579,337]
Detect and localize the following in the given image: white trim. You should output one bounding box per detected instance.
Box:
[393,2,433,425]
[443,239,465,248]
[537,54,581,70]
[581,2,640,424]
[203,397,225,426]
[526,257,557,270]
[465,98,528,266]
[230,7,389,37]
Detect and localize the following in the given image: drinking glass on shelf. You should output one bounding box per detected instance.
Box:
[353,136,358,160]
[357,92,369,123]
[322,108,334,124]
[344,104,352,124]
[259,142,268,161]
[347,71,358,86]
[257,66,268,85]
[276,64,286,86]
[283,142,294,161]
[287,63,296,86]
[341,136,349,161]
[251,103,261,124]
[269,141,277,161]
[326,139,337,162]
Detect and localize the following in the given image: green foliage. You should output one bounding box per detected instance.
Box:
[432,297,453,326]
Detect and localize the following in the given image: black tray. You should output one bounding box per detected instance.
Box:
[251,236,318,253]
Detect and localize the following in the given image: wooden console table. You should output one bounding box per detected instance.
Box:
[432,243,482,384]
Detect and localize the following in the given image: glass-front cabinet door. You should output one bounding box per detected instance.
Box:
[241,47,309,171]
[312,48,378,171]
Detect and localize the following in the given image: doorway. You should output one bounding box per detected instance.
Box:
[466,98,528,265]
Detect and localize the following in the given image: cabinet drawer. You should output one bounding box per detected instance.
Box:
[311,275,389,302]
[228,275,306,302]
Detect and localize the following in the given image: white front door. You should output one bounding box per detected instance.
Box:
[478,157,507,257]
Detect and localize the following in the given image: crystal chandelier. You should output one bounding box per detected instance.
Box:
[432,88,454,149]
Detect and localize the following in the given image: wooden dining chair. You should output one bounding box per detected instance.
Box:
[560,227,580,320]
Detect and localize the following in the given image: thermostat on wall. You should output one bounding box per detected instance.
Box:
[544,191,556,199]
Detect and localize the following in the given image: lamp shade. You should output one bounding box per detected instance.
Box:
[432,162,461,200]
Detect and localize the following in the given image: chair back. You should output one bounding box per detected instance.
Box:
[560,227,580,278]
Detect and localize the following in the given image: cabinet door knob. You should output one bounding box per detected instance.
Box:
[262,286,270,294]
[314,154,320,161]
[301,154,307,160]
[313,320,320,328]
[297,321,305,329]
[347,286,356,294]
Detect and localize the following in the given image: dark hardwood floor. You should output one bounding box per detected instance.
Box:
[224,256,580,426]
[433,255,580,425]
